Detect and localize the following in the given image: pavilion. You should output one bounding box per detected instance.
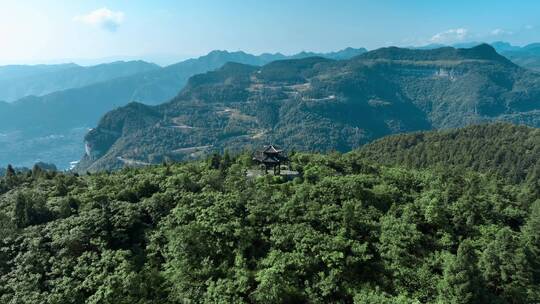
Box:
[252,145,289,175]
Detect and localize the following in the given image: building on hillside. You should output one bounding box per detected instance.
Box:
[252,145,289,174]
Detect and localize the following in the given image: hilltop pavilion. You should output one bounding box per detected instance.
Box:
[253,145,289,174]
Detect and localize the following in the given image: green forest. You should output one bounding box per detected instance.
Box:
[358,123,540,185]
[1,133,539,303]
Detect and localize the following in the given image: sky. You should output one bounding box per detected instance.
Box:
[0,0,539,65]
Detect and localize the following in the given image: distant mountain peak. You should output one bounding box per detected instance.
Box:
[524,43,540,51]
[460,43,518,65]
[359,44,512,64]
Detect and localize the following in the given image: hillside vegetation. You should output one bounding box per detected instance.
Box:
[0,142,539,303]
[357,123,540,184]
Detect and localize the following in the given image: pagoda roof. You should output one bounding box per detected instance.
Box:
[253,153,284,162]
[260,155,280,163]
[262,145,283,154]
[253,145,288,164]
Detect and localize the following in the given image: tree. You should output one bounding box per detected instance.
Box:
[31,164,44,179]
[6,164,15,177]
[378,209,423,294]
[209,153,221,169]
[13,192,30,228]
[13,192,51,228]
[480,228,532,303]
[4,164,17,188]
[438,240,483,304]
[521,200,540,301]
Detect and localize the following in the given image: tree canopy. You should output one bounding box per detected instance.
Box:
[0,149,538,303]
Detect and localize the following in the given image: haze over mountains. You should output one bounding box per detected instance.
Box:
[0,61,160,102]
[0,47,366,168]
[77,44,540,171]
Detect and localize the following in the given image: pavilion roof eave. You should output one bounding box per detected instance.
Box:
[263,145,283,154]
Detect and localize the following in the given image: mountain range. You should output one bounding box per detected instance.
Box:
[77,44,540,172]
[0,47,367,168]
[0,61,160,102]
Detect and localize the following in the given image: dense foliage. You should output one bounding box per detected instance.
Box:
[1,149,538,303]
[80,44,540,172]
[358,123,540,184]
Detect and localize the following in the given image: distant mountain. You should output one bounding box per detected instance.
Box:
[414,41,540,71]
[490,41,522,52]
[0,61,160,102]
[0,63,77,80]
[288,47,368,60]
[0,48,366,168]
[356,123,540,183]
[497,43,540,72]
[77,44,540,172]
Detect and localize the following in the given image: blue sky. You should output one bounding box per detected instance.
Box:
[0,0,539,65]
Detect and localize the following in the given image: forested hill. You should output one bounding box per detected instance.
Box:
[79,44,540,172]
[357,123,540,184]
[0,148,539,302]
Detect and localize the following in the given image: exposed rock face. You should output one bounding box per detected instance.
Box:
[84,142,94,159]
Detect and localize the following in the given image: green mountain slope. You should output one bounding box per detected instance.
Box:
[0,48,366,169]
[1,142,538,302]
[0,61,160,102]
[79,44,540,172]
[356,123,540,183]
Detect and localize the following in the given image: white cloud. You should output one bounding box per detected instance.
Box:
[74,8,124,32]
[490,28,513,36]
[430,28,469,44]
